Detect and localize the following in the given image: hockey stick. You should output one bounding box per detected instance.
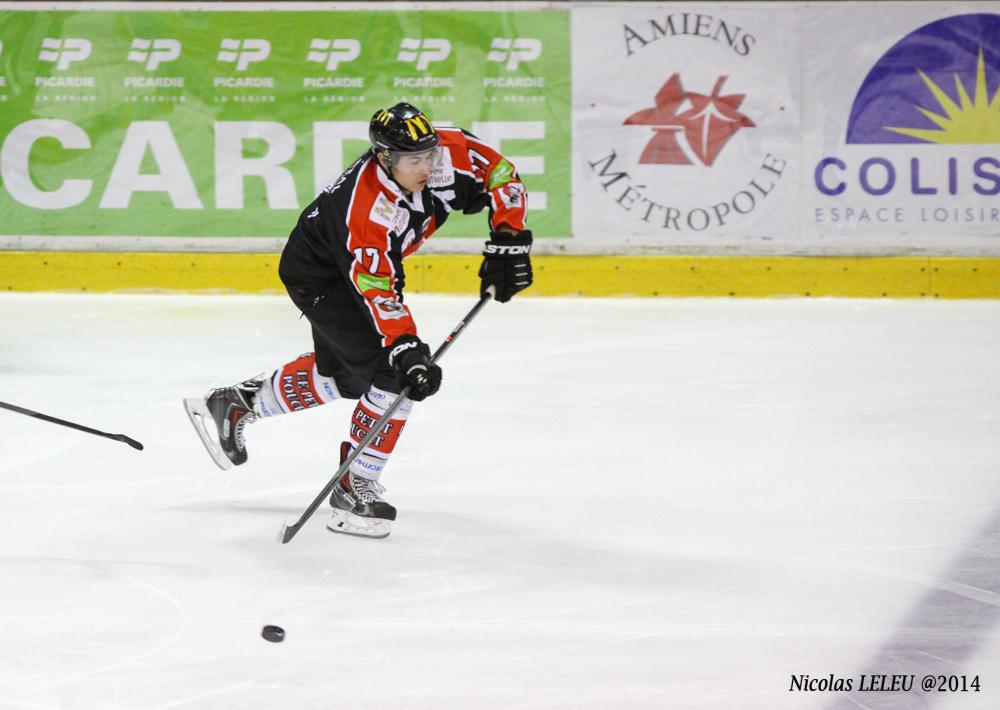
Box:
[280,288,494,544]
[0,400,144,451]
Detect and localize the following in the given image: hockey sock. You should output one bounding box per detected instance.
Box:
[254,353,341,418]
[346,385,413,479]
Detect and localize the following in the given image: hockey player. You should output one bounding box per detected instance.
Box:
[184,102,533,538]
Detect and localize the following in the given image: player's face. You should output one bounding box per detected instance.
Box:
[390,148,441,193]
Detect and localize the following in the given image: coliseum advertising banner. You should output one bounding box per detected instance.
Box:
[570,5,801,253]
[0,7,570,245]
[804,6,1000,254]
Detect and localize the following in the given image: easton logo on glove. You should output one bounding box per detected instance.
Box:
[484,242,531,256]
[387,334,442,401]
[479,230,533,303]
[388,339,419,366]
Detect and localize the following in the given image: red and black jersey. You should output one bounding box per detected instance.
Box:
[279,128,528,347]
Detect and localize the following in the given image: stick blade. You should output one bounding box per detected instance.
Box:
[280,520,301,544]
[117,435,144,451]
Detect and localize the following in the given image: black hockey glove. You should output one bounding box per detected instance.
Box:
[388,334,442,402]
[479,230,533,303]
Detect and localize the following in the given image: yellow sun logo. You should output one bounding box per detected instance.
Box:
[886,48,1000,143]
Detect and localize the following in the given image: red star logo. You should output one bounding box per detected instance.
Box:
[624,74,755,166]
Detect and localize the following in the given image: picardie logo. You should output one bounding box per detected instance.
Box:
[307,39,361,71]
[39,38,92,71]
[217,39,270,71]
[487,38,542,70]
[846,13,1000,145]
[127,39,181,71]
[397,38,451,71]
[624,74,755,166]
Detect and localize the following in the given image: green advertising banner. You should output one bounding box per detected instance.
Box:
[0,8,569,243]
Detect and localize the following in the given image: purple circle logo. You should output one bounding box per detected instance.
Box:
[846,13,1000,144]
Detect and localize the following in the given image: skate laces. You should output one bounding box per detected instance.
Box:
[350,473,386,505]
[233,410,255,450]
[232,382,259,450]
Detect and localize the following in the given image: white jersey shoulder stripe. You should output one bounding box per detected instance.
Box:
[344,155,373,241]
[375,161,403,196]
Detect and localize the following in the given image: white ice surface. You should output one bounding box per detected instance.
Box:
[1,292,999,710]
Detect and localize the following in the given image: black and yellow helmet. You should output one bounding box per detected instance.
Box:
[369,102,439,166]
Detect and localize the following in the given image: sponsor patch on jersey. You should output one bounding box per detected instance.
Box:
[488,159,516,190]
[369,191,397,228]
[373,294,407,320]
[390,206,409,236]
[356,272,390,292]
[499,182,524,209]
[427,146,455,188]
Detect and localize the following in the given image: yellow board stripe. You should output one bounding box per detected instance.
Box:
[1,252,999,298]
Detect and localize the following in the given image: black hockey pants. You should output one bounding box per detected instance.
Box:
[283,275,403,400]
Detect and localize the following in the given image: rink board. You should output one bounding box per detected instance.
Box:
[2,251,999,299]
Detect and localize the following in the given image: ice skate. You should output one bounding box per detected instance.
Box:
[184,378,262,470]
[328,442,396,538]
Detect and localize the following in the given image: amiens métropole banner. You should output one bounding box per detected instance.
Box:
[0,10,569,241]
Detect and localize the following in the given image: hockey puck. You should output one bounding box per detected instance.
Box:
[261,625,285,643]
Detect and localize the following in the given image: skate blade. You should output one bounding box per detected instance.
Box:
[327,509,391,539]
[183,397,232,471]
